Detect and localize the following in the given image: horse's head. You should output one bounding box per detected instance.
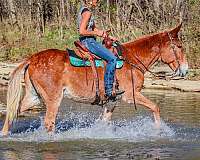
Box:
[160,23,188,77]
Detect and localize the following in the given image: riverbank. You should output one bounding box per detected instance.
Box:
[144,65,200,92]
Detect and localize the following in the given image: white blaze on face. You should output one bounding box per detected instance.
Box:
[179,63,189,77]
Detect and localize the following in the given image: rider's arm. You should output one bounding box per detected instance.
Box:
[79,11,104,37]
[93,23,118,41]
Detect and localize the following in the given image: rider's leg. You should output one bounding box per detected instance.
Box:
[83,38,117,97]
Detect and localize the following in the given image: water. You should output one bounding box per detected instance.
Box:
[0,88,200,160]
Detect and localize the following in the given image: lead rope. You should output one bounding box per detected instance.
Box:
[113,41,161,111]
[85,64,88,86]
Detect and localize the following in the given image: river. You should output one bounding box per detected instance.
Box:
[0,88,200,160]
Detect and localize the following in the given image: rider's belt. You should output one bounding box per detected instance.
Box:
[79,36,96,41]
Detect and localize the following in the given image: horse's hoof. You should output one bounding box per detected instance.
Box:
[91,95,101,105]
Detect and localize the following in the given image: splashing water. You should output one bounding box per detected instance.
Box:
[0,112,176,142]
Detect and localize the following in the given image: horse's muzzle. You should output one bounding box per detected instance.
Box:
[175,63,189,77]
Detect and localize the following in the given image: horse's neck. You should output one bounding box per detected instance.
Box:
[123,43,161,73]
[143,46,161,69]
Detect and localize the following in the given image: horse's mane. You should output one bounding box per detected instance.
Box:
[123,30,167,49]
[123,23,182,50]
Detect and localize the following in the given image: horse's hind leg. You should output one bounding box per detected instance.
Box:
[44,91,63,132]
[31,79,63,132]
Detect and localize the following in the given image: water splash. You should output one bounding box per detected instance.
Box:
[0,112,177,142]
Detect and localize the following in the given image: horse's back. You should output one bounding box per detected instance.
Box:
[28,49,67,69]
[29,49,67,63]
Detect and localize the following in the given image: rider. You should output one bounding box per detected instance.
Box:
[78,0,123,101]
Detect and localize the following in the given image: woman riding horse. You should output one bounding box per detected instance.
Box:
[78,0,124,102]
[1,19,188,136]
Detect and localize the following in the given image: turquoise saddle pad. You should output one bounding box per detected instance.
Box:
[67,49,123,69]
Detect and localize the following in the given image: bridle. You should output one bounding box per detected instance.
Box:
[167,32,181,76]
[114,41,161,78]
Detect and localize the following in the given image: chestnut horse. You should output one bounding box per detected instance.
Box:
[2,23,188,135]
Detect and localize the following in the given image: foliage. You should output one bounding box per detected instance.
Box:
[0,0,199,69]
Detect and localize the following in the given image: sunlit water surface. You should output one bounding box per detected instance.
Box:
[0,88,200,160]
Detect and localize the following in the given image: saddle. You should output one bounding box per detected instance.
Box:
[74,40,101,61]
[71,38,123,105]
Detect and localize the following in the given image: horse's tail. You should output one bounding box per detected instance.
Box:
[2,60,30,135]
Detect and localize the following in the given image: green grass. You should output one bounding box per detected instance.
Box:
[0,25,79,62]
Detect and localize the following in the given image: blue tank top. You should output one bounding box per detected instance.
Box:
[77,6,95,32]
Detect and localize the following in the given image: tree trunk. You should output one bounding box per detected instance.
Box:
[0,1,3,22]
[59,0,65,39]
[36,1,42,38]
[7,0,16,25]
[106,0,111,25]
[66,0,71,26]
[26,0,32,36]
[116,0,121,31]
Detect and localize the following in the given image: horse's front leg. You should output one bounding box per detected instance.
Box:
[101,106,116,122]
[135,92,160,128]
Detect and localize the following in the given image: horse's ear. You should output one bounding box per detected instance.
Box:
[169,22,182,37]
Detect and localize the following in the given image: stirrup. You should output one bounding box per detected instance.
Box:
[100,94,117,106]
[115,89,125,96]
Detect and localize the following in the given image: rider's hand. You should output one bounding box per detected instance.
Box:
[109,35,118,42]
[102,31,108,38]
[96,30,107,38]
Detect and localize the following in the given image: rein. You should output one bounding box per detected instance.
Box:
[102,33,180,109]
[113,41,160,77]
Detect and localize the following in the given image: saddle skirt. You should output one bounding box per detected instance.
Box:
[67,48,123,69]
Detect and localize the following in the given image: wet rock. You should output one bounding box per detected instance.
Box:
[0,102,44,117]
[144,78,200,92]
[0,62,18,86]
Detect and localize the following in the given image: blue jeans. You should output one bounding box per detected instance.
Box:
[81,37,117,96]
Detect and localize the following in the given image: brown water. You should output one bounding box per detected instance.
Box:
[0,88,200,160]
